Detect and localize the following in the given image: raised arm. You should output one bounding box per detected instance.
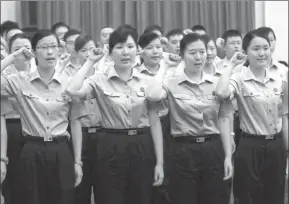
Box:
[215,52,246,100]
[65,48,104,99]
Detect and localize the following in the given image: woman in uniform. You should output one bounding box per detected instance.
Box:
[216,29,288,204]
[70,34,102,204]
[1,29,83,204]
[65,26,164,204]
[146,33,233,204]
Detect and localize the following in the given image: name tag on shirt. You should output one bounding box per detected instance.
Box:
[88,128,97,133]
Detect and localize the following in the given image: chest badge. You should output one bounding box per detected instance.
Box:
[61,92,67,101]
[273,88,278,93]
[140,87,145,92]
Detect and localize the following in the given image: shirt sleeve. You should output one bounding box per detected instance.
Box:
[1,96,13,116]
[228,73,241,101]
[282,80,288,115]
[1,74,21,97]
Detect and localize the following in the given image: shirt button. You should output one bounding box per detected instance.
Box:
[128,110,131,113]
[47,112,49,115]
[47,126,50,129]
[269,109,272,112]
[46,98,49,101]
[127,95,129,98]
[124,82,128,85]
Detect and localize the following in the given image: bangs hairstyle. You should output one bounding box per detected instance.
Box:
[31,29,60,51]
[222,29,242,43]
[74,35,95,52]
[242,29,270,52]
[180,33,209,57]
[191,24,207,32]
[256,27,276,40]
[143,25,163,35]
[8,33,31,53]
[63,29,81,42]
[138,32,160,49]
[108,25,138,54]
[0,21,20,36]
[166,28,184,40]
[51,22,70,33]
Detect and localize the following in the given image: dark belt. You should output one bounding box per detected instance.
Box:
[174,134,219,143]
[24,135,68,143]
[82,126,102,133]
[6,118,21,123]
[102,127,150,136]
[242,131,282,140]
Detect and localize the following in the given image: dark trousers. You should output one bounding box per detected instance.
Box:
[234,112,242,148]
[15,136,75,204]
[74,128,100,204]
[2,119,23,204]
[152,114,173,204]
[167,135,231,204]
[93,130,156,204]
[233,132,286,204]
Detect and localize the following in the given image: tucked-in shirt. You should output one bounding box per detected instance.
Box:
[1,97,13,116]
[163,69,232,137]
[1,70,80,140]
[135,63,169,117]
[83,65,151,129]
[228,66,286,135]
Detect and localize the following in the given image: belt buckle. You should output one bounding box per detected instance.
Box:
[128,130,137,136]
[45,137,53,142]
[265,135,274,140]
[88,128,97,133]
[196,137,205,143]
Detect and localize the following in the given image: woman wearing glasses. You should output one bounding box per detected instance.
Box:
[1,29,82,204]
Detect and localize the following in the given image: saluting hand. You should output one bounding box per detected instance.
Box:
[0,162,7,184]
[153,163,164,186]
[12,47,34,62]
[88,48,105,63]
[74,163,83,187]
[223,157,233,180]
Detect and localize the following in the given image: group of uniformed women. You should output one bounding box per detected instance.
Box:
[0,20,288,204]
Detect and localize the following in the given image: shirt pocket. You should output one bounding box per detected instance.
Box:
[103,91,122,106]
[272,89,283,117]
[22,91,40,100]
[201,95,220,121]
[173,93,194,112]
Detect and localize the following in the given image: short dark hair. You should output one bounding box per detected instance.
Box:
[51,22,70,33]
[278,60,288,67]
[242,29,270,52]
[74,35,95,52]
[221,29,242,44]
[256,26,276,40]
[191,25,207,33]
[31,29,60,51]
[143,25,163,36]
[109,25,138,54]
[180,33,208,57]
[0,21,20,36]
[63,29,81,42]
[138,32,160,49]
[8,33,31,53]
[166,29,184,40]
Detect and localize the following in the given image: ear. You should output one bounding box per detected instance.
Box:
[216,37,225,48]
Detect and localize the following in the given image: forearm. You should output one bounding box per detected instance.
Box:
[282,114,288,151]
[65,59,94,97]
[219,116,232,158]
[1,116,8,158]
[1,54,14,73]
[146,61,168,102]
[215,63,234,100]
[70,119,82,162]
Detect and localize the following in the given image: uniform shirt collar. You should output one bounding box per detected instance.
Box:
[137,63,159,76]
[178,68,214,85]
[243,66,276,82]
[107,65,142,80]
[29,68,63,84]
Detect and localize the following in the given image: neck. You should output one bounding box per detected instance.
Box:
[14,61,30,72]
[184,66,203,83]
[70,55,81,67]
[250,65,266,80]
[37,66,55,84]
[203,63,215,75]
[144,62,159,74]
[114,66,133,81]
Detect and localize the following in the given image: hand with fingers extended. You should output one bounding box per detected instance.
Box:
[223,157,233,180]
[74,163,83,187]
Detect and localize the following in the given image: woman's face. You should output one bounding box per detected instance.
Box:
[34,35,60,69]
[142,38,163,67]
[76,40,96,65]
[268,32,276,54]
[111,35,137,70]
[246,36,270,69]
[183,39,207,72]
[206,40,217,65]
[11,38,32,63]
